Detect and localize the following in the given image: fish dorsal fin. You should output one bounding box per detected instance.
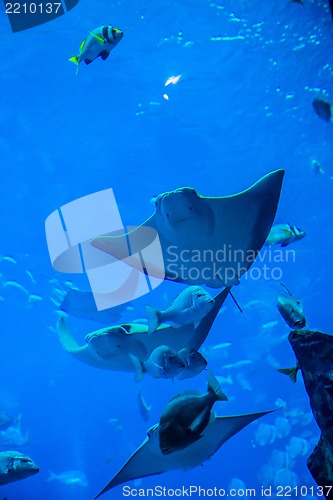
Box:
[79,39,86,52]
[280,283,293,296]
[168,390,200,403]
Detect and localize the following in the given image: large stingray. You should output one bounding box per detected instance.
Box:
[57,288,230,372]
[91,170,284,287]
[93,409,276,498]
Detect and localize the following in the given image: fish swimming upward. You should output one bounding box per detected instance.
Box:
[276,283,306,329]
[159,371,228,454]
[69,25,123,74]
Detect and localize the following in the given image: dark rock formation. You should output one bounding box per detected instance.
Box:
[289,329,333,490]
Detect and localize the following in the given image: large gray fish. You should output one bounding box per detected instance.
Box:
[176,348,207,380]
[145,286,215,334]
[69,25,123,74]
[158,371,228,454]
[276,284,306,329]
[265,224,306,247]
[93,409,277,498]
[0,451,39,485]
[131,346,185,383]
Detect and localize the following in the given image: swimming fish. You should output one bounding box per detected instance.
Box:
[69,25,123,74]
[312,96,332,122]
[145,286,215,334]
[131,346,185,383]
[47,470,88,486]
[57,288,230,373]
[0,415,29,447]
[176,348,207,380]
[91,170,284,288]
[265,224,306,247]
[137,390,152,422]
[159,371,228,454]
[276,284,306,329]
[0,412,14,431]
[0,451,39,485]
[93,409,277,498]
[311,159,324,175]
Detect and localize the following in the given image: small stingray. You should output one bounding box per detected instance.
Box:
[91,170,284,288]
[57,288,230,372]
[93,409,276,498]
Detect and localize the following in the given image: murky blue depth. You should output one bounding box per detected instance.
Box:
[0,0,333,498]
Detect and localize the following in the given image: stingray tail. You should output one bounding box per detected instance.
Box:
[129,354,145,383]
[145,305,162,335]
[207,370,228,401]
[277,364,299,383]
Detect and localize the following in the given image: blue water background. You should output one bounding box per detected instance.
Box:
[0,0,333,498]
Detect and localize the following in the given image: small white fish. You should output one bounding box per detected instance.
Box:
[165,75,181,86]
[28,294,43,303]
[25,270,36,284]
[223,360,253,370]
[137,390,152,421]
[211,342,232,350]
[261,321,279,330]
[4,281,29,296]
[236,373,252,392]
[47,470,88,486]
[216,375,233,386]
[145,286,215,335]
[2,256,17,264]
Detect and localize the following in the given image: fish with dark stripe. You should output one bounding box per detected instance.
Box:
[69,25,123,74]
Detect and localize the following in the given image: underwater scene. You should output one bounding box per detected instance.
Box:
[1,0,333,498]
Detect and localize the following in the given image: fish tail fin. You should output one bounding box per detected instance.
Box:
[277,366,299,383]
[207,370,228,401]
[129,354,145,383]
[69,56,80,74]
[145,305,162,335]
[47,470,57,482]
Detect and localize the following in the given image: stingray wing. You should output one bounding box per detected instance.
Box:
[93,409,276,498]
[93,430,175,498]
[91,171,284,287]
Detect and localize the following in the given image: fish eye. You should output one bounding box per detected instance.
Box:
[166,213,170,218]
